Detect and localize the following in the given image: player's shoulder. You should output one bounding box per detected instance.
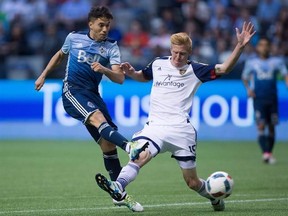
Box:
[105,37,117,44]
[244,56,259,65]
[269,56,285,63]
[190,60,208,66]
[153,56,169,62]
[67,31,88,39]
[190,60,212,70]
[152,56,170,64]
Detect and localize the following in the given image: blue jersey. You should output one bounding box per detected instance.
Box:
[242,56,288,101]
[61,31,121,91]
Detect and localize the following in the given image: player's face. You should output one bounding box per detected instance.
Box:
[89,17,111,41]
[170,44,191,68]
[256,39,270,58]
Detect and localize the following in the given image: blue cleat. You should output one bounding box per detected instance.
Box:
[128,140,149,161]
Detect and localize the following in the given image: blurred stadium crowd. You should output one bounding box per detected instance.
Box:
[0,0,288,80]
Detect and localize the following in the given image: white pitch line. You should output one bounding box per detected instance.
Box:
[0,197,287,215]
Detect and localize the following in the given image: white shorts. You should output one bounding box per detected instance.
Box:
[132,121,197,169]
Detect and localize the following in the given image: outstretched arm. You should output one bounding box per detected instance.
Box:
[215,22,256,75]
[120,62,149,82]
[91,62,125,84]
[35,49,66,91]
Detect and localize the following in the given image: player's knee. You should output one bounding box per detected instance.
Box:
[133,149,152,167]
[257,122,265,131]
[88,110,106,127]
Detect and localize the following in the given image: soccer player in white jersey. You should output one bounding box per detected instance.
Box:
[34,6,146,212]
[242,37,288,164]
[95,22,255,212]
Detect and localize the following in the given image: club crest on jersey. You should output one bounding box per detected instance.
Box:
[179,69,187,75]
[87,101,96,108]
[99,46,106,54]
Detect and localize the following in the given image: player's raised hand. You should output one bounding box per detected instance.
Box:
[120,62,135,76]
[236,22,256,47]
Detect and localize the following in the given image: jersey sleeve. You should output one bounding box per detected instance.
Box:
[61,32,73,54]
[109,42,121,65]
[142,58,159,80]
[192,61,219,83]
[241,60,252,80]
[278,58,288,76]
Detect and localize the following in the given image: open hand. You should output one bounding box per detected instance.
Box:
[236,22,256,47]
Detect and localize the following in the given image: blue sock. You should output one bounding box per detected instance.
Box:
[98,122,128,151]
[103,149,122,181]
[267,135,275,153]
[258,134,268,153]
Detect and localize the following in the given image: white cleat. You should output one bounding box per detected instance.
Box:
[113,196,144,212]
[211,199,225,211]
[262,153,276,165]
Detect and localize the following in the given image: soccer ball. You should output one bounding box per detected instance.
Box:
[205,171,234,199]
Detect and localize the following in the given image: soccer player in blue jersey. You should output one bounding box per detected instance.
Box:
[35,6,145,212]
[95,22,255,212]
[242,37,288,164]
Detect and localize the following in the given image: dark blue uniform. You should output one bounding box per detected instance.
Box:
[242,56,287,125]
[61,31,121,142]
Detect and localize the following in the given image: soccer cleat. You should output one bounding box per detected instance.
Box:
[128,140,149,161]
[262,152,270,163]
[113,196,144,212]
[211,199,225,211]
[262,153,276,165]
[95,173,125,201]
[268,155,276,164]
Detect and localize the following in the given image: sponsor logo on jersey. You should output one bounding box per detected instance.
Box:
[154,74,185,88]
[77,50,101,65]
[256,71,273,80]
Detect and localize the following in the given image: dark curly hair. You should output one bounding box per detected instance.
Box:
[88,6,113,22]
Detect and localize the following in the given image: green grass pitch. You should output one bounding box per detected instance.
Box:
[0,140,287,216]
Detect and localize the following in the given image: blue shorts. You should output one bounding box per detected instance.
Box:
[253,99,278,125]
[62,82,117,142]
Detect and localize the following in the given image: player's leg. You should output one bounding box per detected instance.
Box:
[96,145,153,198]
[170,123,224,211]
[63,88,146,157]
[95,124,160,211]
[254,100,268,158]
[88,110,149,159]
[86,124,122,181]
[95,145,153,212]
[266,102,278,164]
[180,166,225,211]
[86,125,144,212]
[87,110,129,151]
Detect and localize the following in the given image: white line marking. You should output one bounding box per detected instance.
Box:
[0,197,287,214]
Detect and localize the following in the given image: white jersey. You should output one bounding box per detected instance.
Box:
[142,57,218,125]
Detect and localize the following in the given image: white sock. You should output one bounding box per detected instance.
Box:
[117,162,140,189]
[197,179,215,201]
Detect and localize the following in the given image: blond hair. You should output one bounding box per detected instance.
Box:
[170,32,192,52]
